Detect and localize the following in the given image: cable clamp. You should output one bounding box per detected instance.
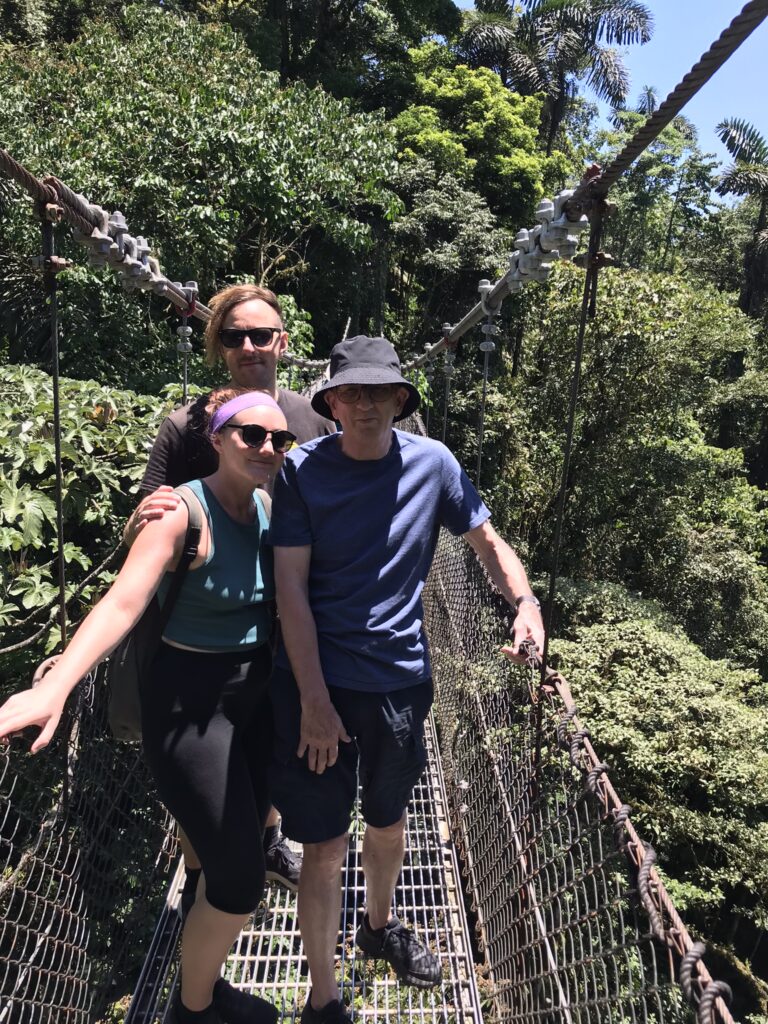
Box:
[31,254,73,273]
[478,278,500,317]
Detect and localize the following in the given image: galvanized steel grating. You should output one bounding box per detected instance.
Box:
[136,715,483,1023]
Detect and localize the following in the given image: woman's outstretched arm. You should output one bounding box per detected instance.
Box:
[0,502,189,752]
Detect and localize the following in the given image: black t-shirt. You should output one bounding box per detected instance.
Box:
[139,388,335,496]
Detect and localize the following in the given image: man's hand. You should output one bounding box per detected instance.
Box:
[298,694,352,775]
[124,486,180,547]
[501,603,545,665]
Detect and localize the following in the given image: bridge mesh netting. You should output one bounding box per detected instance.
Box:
[423,531,691,1024]
[0,667,177,1023]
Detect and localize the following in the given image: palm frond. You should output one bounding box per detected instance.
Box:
[671,115,697,144]
[755,227,768,256]
[585,44,629,105]
[715,118,768,165]
[635,84,658,115]
[458,12,517,64]
[591,0,653,45]
[504,47,547,92]
[716,164,768,198]
[475,0,515,15]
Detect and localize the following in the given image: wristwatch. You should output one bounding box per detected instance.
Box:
[515,594,541,612]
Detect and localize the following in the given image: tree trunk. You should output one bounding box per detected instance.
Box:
[740,194,768,317]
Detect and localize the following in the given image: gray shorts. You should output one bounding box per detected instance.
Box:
[269,665,433,844]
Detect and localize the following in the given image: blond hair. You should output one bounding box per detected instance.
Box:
[203,285,283,367]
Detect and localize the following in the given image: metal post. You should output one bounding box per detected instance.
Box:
[424,360,434,435]
[440,324,454,445]
[476,283,499,488]
[476,331,495,488]
[176,318,193,405]
[39,210,68,648]
[441,351,455,446]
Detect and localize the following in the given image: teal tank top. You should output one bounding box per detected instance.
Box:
[157,479,274,652]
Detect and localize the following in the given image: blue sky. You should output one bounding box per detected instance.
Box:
[456,1,768,169]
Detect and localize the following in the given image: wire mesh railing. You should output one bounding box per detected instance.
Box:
[422,530,732,1024]
[0,664,177,1024]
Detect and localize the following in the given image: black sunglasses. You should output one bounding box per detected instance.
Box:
[219,326,283,349]
[222,423,297,453]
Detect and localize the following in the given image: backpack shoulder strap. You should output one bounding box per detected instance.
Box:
[154,485,202,631]
[174,484,203,563]
[254,487,272,520]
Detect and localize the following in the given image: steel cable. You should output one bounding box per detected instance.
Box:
[571,0,768,204]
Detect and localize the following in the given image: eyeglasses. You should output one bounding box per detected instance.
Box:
[222,423,297,453]
[219,327,283,349]
[332,384,400,404]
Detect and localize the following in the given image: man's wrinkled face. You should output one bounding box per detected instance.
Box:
[220,298,288,391]
[326,383,408,436]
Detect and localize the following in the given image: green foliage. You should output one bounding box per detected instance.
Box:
[595,112,721,273]
[457,0,653,155]
[386,158,510,350]
[444,263,768,668]
[715,117,768,321]
[0,6,399,376]
[0,363,171,670]
[393,51,570,225]
[553,616,768,975]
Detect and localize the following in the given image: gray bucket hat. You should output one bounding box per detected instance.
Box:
[311,335,420,422]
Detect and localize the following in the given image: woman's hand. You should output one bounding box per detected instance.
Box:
[0,677,68,753]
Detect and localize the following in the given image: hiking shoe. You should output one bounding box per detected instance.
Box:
[213,978,278,1024]
[264,833,302,892]
[355,914,441,989]
[300,995,352,1024]
[172,995,223,1023]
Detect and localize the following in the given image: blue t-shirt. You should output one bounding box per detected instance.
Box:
[271,429,490,691]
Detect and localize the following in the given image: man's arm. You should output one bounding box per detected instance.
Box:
[463,519,545,663]
[274,545,351,774]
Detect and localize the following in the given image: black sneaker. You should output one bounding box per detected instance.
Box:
[172,995,223,1023]
[300,995,352,1024]
[213,978,278,1024]
[264,833,302,892]
[355,914,441,989]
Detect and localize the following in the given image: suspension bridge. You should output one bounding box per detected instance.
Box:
[2,2,767,1022]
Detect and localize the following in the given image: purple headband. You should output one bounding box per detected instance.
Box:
[210,392,282,434]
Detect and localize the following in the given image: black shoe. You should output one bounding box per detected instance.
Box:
[172,995,223,1023]
[300,995,352,1024]
[355,914,441,989]
[213,978,278,1024]
[264,833,302,892]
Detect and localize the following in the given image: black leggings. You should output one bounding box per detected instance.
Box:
[140,642,273,915]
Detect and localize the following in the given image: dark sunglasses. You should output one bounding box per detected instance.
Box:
[222,423,297,453]
[333,384,400,404]
[219,326,283,349]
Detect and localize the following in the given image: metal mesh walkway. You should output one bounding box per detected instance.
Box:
[126,714,483,1024]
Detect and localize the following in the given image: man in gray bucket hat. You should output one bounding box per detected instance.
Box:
[270,335,544,1024]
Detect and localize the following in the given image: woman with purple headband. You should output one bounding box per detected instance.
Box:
[0,387,296,1024]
